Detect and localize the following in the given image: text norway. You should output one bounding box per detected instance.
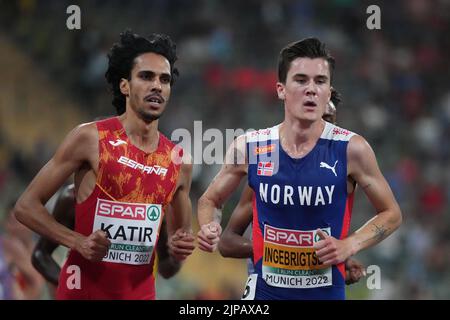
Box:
[259,183,335,206]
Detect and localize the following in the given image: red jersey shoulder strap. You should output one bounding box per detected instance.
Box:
[96,116,123,137]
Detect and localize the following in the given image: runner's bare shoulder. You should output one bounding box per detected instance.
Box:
[56,121,99,164]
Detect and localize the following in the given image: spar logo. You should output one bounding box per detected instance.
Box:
[147,205,160,221]
[265,225,331,247]
[265,225,314,247]
[96,198,160,221]
[314,229,329,242]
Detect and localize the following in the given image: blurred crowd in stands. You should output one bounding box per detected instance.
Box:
[0,0,449,299]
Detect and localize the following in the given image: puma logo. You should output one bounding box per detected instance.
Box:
[109,139,127,147]
[320,160,338,177]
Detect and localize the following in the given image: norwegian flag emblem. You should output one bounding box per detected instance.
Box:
[257,161,274,176]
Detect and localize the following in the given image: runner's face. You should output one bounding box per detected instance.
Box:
[126,52,171,122]
[277,58,331,123]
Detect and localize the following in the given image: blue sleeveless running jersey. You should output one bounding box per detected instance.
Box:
[246,122,356,300]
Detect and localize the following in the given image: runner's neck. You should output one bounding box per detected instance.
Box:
[279,119,325,149]
[119,113,160,153]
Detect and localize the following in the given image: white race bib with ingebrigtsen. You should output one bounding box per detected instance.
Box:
[262,225,332,288]
[93,198,162,265]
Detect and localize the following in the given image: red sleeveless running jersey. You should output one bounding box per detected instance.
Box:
[56,117,182,300]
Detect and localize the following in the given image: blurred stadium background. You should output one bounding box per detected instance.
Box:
[0,0,449,299]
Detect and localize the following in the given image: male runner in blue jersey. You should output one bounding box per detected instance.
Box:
[197,38,402,299]
[218,89,366,290]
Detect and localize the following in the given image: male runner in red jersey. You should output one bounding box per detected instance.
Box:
[13,31,195,299]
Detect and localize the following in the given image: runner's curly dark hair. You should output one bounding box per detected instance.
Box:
[105,30,179,115]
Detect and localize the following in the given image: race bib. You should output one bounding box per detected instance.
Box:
[241,274,258,300]
[262,225,332,289]
[93,198,163,265]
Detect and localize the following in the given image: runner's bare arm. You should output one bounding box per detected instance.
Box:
[13,123,109,261]
[32,184,75,285]
[197,135,247,252]
[156,218,182,278]
[345,136,402,251]
[218,185,253,258]
[165,153,195,261]
[314,135,402,265]
[169,153,194,232]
